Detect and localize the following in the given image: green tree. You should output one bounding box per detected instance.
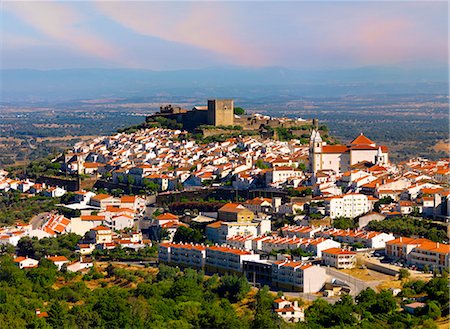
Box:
[424,276,449,305]
[425,301,441,320]
[399,269,410,280]
[47,301,69,328]
[173,226,204,244]
[252,286,280,329]
[216,274,250,303]
[233,107,245,115]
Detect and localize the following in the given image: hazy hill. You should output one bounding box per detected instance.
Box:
[1,66,447,104]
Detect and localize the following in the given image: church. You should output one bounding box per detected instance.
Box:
[309,131,389,174]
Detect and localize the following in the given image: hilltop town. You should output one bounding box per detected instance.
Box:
[0,100,449,327]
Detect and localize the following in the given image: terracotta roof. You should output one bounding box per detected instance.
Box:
[322,145,349,153]
[206,221,222,228]
[323,248,356,256]
[350,133,375,146]
[156,213,179,220]
[14,256,27,263]
[91,194,112,201]
[120,196,136,203]
[218,203,249,213]
[91,225,111,231]
[80,215,106,221]
[46,255,69,262]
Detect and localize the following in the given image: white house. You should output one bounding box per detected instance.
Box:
[14,256,39,269]
[46,255,70,270]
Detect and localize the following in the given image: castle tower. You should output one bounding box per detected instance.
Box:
[309,130,322,173]
[207,99,234,126]
[312,118,319,130]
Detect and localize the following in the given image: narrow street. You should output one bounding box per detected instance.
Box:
[30,212,50,230]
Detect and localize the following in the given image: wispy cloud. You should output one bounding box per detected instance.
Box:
[4,1,124,64]
[95,2,267,66]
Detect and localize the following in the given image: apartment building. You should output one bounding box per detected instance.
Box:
[317,229,394,249]
[271,260,326,293]
[226,234,253,250]
[324,193,372,219]
[408,241,450,271]
[281,225,322,239]
[322,248,357,269]
[158,242,207,269]
[206,219,271,243]
[205,245,260,274]
[386,237,450,271]
[259,236,340,258]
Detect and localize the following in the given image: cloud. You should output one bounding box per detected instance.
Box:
[95,2,267,66]
[3,2,124,64]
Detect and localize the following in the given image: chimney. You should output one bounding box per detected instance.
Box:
[35,309,41,315]
[437,242,440,248]
[293,301,298,307]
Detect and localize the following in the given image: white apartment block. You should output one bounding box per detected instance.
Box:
[158,242,207,269]
[205,245,260,274]
[281,225,323,239]
[226,235,254,250]
[325,193,372,219]
[259,237,340,258]
[271,261,326,293]
[318,229,395,249]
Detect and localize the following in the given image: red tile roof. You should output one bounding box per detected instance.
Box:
[350,133,375,146]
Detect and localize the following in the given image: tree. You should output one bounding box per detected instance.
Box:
[399,269,410,280]
[233,107,245,115]
[255,159,269,169]
[333,217,357,230]
[252,286,280,329]
[0,243,15,255]
[305,298,334,327]
[373,290,397,314]
[425,301,441,320]
[47,301,69,328]
[298,162,307,171]
[216,274,250,303]
[173,226,204,244]
[157,264,179,281]
[425,276,449,305]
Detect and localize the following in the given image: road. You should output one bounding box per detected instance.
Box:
[282,291,339,304]
[324,267,381,296]
[30,212,50,230]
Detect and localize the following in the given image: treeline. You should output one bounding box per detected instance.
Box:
[0,256,446,329]
[16,234,81,260]
[0,192,60,226]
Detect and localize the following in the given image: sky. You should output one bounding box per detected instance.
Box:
[1,1,448,70]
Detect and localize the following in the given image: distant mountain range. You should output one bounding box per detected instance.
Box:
[1,66,448,104]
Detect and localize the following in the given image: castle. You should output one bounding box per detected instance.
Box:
[152,99,234,130]
[149,99,313,132]
[309,130,389,174]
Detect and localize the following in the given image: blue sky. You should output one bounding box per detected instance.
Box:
[1,1,448,70]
